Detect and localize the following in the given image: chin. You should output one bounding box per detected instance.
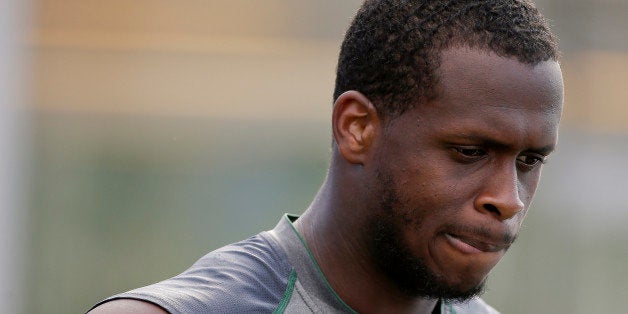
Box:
[437,273,488,301]
[367,212,487,301]
[368,169,490,301]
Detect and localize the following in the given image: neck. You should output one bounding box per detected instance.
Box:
[294,169,438,314]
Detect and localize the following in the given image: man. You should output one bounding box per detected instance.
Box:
[90,0,563,313]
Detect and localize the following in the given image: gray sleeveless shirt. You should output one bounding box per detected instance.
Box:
[90,214,499,313]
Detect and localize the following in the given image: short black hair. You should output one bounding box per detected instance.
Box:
[334,0,559,118]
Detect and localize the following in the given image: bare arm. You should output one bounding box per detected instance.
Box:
[89,299,168,314]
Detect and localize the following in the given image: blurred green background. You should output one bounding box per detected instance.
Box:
[6,0,628,313]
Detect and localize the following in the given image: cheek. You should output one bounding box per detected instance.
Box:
[519,171,543,206]
[395,181,463,234]
[395,163,472,218]
[383,146,474,223]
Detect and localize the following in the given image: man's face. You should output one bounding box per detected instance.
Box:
[365,47,564,300]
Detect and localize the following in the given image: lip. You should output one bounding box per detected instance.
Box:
[444,233,506,254]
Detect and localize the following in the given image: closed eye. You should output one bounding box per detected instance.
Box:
[516,154,546,171]
[453,146,488,162]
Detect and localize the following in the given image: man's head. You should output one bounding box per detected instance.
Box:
[334,0,559,120]
[329,0,563,303]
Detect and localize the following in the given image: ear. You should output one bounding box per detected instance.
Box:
[332,91,381,165]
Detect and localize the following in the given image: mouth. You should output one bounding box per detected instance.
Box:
[444,233,508,254]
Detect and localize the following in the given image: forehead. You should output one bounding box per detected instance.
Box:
[435,47,564,115]
[388,47,564,150]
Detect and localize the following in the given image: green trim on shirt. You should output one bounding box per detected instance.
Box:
[284,213,450,314]
[444,301,456,314]
[273,269,297,314]
[284,214,359,314]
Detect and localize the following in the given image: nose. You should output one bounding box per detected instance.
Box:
[474,162,525,221]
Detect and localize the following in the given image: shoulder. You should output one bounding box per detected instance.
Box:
[90,232,294,313]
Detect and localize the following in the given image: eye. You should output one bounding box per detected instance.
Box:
[453,147,488,162]
[516,154,546,170]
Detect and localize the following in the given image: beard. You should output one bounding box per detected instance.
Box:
[365,170,486,302]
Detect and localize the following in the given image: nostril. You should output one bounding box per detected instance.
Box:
[483,204,500,216]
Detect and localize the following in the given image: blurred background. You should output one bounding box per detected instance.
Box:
[1,0,626,313]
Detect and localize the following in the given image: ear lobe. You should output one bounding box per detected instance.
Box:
[332,91,380,165]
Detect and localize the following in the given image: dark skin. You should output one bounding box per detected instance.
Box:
[90,47,563,313]
[296,47,563,313]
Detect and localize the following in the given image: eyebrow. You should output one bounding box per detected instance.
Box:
[445,134,556,155]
